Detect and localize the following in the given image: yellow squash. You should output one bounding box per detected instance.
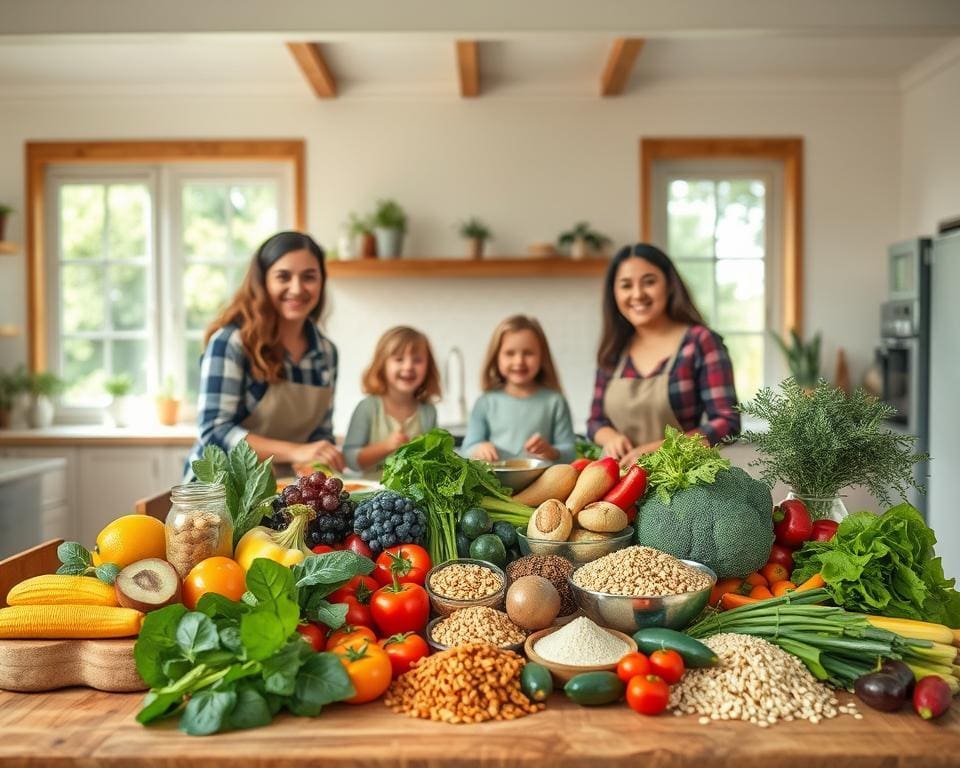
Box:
[0,605,144,639]
[6,574,118,607]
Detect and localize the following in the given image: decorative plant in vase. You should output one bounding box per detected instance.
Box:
[371,199,407,259]
[156,375,180,427]
[459,217,491,260]
[557,221,611,260]
[770,328,821,389]
[0,369,23,428]
[348,212,376,259]
[738,378,927,520]
[27,371,65,429]
[104,373,134,428]
[0,204,13,241]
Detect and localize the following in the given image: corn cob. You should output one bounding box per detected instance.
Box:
[0,605,143,638]
[864,615,955,645]
[6,575,118,608]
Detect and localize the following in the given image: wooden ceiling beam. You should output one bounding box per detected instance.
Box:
[286,42,337,99]
[456,40,480,98]
[600,37,645,96]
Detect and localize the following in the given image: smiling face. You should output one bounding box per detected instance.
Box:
[384,343,429,398]
[497,329,543,389]
[264,248,323,324]
[613,256,670,329]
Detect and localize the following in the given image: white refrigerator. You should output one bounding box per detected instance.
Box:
[928,229,960,581]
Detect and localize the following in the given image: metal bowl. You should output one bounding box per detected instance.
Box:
[486,458,551,492]
[567,560,717,632]
[516,526,634,565]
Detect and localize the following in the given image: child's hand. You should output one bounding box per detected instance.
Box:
[386,431,410,451]
[293,440,346,472]
[601,433,633,461]
[471,442,499,462]
[524,433,559,461]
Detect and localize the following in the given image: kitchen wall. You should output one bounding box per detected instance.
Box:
[0,81,901,434]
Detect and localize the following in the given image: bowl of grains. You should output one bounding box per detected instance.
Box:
[524,617,638,683]
[425,559,507,616]
[516,525,634,565]
[568,546,716,632]
[426,606,527,653]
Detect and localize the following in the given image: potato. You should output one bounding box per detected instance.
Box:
[577,501,628,533]
[527,499,573,541]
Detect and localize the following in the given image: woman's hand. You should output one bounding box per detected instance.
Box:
[292,439,345,472]
[470,442,499,462]
[600,432,633,461]
[524,433,559,461]
[618,440,663,470]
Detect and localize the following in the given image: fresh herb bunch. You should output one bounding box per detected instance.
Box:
[575,438,603,461]
[638,426,731,504]
[739,378,927,505]
[135,553,373,736]
[192,442,277,548]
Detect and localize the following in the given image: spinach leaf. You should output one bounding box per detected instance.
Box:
[288,653,354,716]
[175,613,220,659]
[135,604,188,687]
[228,684,273,731]
[180,689,237,736]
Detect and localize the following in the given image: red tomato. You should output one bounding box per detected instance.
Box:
[326,624,377,652]
[626,675,671,715]
[649,649,685,684]
[340,533,374,559]
[373,545,431,587]
[767,543,795,573]
[311,544,335,555]
[760,562,790,585]
[295,622,325,652]
[810,519,839,542]
[182,556,246,610]
[342,595,375,629]
[328,575,379,605]
[378,632,430,677]
[370,582,430,635]
[616,652,652,683]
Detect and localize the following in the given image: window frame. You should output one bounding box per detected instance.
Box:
[25,139,306,379]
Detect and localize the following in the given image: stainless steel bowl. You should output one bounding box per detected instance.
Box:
[568,560,717,632]
[516,526,634,565]
[487,458,551,492]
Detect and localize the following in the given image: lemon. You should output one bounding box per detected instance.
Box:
[95,514,166,568]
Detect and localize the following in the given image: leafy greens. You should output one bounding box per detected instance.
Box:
[637,426,731,504]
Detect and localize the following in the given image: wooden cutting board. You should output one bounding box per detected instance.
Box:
[0,638,147,692]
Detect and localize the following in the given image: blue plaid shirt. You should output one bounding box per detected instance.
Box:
[186,323,338,471]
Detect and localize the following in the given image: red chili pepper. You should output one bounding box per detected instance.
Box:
[602,465,647,522]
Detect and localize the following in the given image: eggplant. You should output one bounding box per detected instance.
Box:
[880,660,915,696]
[854,672,908,712]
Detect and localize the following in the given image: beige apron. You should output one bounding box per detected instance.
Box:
[603,345,682,447]
[241,379,333,445]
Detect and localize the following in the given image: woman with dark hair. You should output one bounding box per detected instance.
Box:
[185,231,344,475]
[587,243,740,468]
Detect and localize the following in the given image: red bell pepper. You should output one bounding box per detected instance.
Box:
[810,519,839,542]
[772,499,813,547]
[602,465,647,523]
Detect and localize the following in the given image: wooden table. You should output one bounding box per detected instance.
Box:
[1,688,958,768]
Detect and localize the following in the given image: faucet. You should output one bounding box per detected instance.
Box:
[443,346,467,427]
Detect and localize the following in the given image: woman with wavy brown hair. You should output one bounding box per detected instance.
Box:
[185,231,344,476]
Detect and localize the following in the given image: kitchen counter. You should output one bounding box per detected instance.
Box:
[0,424,196,447]
[0,687,957,767]
[0,456,66,485]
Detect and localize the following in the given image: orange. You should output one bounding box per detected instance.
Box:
[183,556,246,610]
[94,514,166,568]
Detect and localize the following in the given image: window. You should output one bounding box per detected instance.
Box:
[38,148,299,417]
[641,138,803,402]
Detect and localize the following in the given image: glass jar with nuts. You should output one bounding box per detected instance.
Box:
[165,482,233,578]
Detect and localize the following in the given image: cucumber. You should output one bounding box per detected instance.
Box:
[631,628,718,668]
[520,663,554,702]
[563,671,624,706]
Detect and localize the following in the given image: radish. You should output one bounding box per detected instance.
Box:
[565,457,620,514]
[913,676,952,720]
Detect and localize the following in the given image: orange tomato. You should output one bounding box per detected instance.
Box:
[744,572,768,587]
[333,640,393,704]
[709,577,745,607]
[770,580,797,597]
[326,625,377,652]
[760,562,790,585]
[182,556,246,610]
[748,584,774,600]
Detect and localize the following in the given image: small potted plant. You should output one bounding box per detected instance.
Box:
[0,370,17,429]
[0,204,12,242]
[739,379,927,520]
[371,199,407,259]
[104,373,134,428]
[27,371,65,429]
[770,329,821,390]
[348,212,376,259]
[557,221,611,260]
[459,218,492,260]
[156,375,180,427]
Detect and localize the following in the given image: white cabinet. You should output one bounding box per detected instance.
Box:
[0,457,68,558]
[0,446,79,541]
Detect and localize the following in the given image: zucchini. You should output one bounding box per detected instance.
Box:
[563,671,624,706]
[632,627,718,668]
[520,663,554,702]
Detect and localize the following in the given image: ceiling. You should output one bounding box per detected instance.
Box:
[0,34,955,98]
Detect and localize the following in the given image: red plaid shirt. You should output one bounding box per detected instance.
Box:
[587,325,740,446]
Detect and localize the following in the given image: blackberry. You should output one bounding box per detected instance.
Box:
[353,491,426,554]
[306,496,355,547]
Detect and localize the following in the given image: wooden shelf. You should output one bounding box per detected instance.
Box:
[0,324,21,337]
[0,241,18,256]
[326,256,609,279]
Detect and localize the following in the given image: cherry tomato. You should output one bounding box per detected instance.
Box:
[767,543,795,573]
[342,595,375,629]
[340,533,374,559]
[649,649,685,684]
[370,581,430,635]
[744,572,768,587]
[626,675,670,715]
[311,544,335,555]
[328,575,379,605]
[379,632,430,677]
[182,556,246,610]
[295,622,325,652]
[373,545,431,587]
[760,562,790,585]
[333,640,393,704]
[616,652,652,683]
[326,624,377,652]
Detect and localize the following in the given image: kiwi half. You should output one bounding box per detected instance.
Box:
[115,558,181,612]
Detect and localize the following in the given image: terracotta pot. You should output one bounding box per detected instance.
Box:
[360,232,377,259]
[156,398,180,426]
[468,238,485,260]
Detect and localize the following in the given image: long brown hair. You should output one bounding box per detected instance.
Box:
[204,231,327,382]
[362,326,442,403]
[597,243,705,370]
[481,315,562,392]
